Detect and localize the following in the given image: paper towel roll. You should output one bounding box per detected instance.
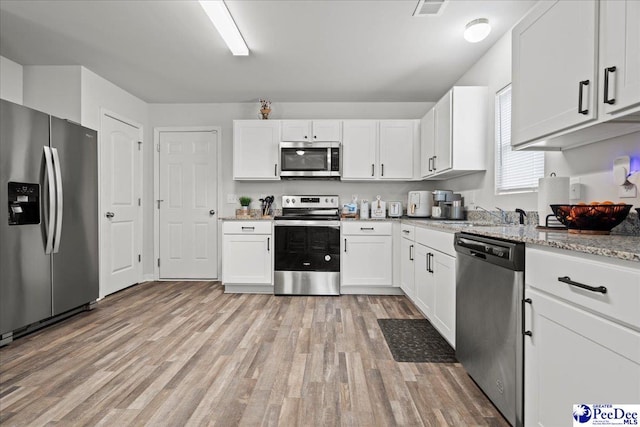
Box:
[538,175,569,226]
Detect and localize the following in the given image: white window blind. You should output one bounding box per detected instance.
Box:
[495,85,544,194]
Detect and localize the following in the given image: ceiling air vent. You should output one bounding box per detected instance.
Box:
[413,0,448,16]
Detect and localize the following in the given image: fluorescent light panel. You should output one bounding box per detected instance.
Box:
[199,0,249,56]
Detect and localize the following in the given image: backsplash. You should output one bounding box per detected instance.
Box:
[466,209,639,236]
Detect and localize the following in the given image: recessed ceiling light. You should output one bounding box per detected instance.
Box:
[464,18,491,43]
[199,0,249,56]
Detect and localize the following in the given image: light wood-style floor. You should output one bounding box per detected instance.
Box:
[0,281,508,426]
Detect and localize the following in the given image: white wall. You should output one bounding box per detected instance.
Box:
[80,68,148,132]
[23,65,82,122]
[441,31,640,211]
[148,101,434,274]
[0,56,23,104]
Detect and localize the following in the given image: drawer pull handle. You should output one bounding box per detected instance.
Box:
[360,227,374,231]
[558,276,607,294]
[241,226,255,231]
[402,229,410,234]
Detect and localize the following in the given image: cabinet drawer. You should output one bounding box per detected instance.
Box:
[342,221,392,236]
[400,224,415,240]
[415,227,455,256]
[526,247,640,329]
[223,221,272,235]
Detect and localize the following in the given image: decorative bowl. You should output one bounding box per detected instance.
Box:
[550,204,633,235]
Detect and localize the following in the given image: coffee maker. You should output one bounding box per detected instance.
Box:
[431,190,453,219]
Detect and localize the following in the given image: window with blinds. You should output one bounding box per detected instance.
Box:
[495,85,544,194]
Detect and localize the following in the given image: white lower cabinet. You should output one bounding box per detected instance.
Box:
[341,222,393,292]
[400,225,416,299]
[524,247,640,426]
[401,224,456,347]
[222,221,273,292]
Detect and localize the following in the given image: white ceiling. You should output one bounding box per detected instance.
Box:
[0,0,536,104]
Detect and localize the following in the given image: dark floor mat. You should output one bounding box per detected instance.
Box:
[377,319,457,363]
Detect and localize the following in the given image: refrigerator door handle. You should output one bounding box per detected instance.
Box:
[51,147,64,253]
[43,146,56,254]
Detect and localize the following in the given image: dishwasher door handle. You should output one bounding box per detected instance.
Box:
[470,251,486,259]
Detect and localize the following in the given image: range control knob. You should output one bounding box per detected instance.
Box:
[285,198,290,204]
[292,198,296,203]
[325,255,331,262]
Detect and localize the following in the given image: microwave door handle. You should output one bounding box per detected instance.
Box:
[51,147,64,253]
[43,146,56,254]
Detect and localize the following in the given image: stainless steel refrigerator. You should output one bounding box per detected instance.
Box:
[1,99,99,343]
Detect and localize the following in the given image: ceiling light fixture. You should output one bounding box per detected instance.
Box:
[199,0,249,56]
[464,18,491,43]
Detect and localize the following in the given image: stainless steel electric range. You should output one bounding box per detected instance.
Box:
[273,195,340,295]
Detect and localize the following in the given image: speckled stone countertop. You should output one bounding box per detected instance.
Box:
[402,219,640,263]
[219,215,640,262]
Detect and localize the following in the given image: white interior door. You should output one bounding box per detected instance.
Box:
[158,130,218,279]
[100,113,142,296]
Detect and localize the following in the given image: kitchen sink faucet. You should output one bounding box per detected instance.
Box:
[475,205,507,224]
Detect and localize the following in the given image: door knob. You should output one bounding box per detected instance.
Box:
[209,210,216,215]
[105,212,115,218]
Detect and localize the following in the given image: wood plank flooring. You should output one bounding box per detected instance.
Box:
[0,281,508,426]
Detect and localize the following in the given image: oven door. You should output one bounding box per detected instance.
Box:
[274,221,340,272]
[279,142,340,177]
[274,220,341,295]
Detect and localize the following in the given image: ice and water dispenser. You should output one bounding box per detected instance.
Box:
[8,182,40,225]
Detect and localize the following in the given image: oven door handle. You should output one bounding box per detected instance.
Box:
[274,220,341,228]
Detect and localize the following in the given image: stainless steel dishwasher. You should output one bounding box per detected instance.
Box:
[454,232,525,427]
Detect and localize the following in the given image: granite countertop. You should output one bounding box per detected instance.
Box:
[219,215,640,262]
[402,219,640,263]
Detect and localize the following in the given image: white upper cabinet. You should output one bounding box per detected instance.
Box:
[378,120,417,180]
[281,120,341,142]
[512,0,598,146]
[420,108,435,178]
[420,86,487,180]
[342,120,378,180]
[512,0,640,150]
[233,120,281,180]
[599,0,640,115]
[342,120,418,180]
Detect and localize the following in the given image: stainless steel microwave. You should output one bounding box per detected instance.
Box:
[279,142,341,178]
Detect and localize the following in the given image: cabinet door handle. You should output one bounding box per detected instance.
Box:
[522,298,533,337]
[432,156,437,171]
[578,80,590,115]
[428,157,433,172]
[267,237,270,252]
[371,164,375,177]
[274,164,278,176]
[409,244,414,261]
[558,276,607,294]
[344,238,347,253]
[381,164,384,177]
[603,66,616,105]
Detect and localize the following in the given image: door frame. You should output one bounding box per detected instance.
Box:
[153,126,222,281]
[99,108,144,298]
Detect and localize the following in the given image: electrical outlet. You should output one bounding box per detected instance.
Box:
[570,183,581,199]
[618,184,637,198]
[227,194,238,204]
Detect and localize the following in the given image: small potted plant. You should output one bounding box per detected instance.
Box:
[239,196,252,213]
[259,99,271,119]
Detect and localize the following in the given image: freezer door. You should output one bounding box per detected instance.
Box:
[50,117,99,315]
[0,99,53,334]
